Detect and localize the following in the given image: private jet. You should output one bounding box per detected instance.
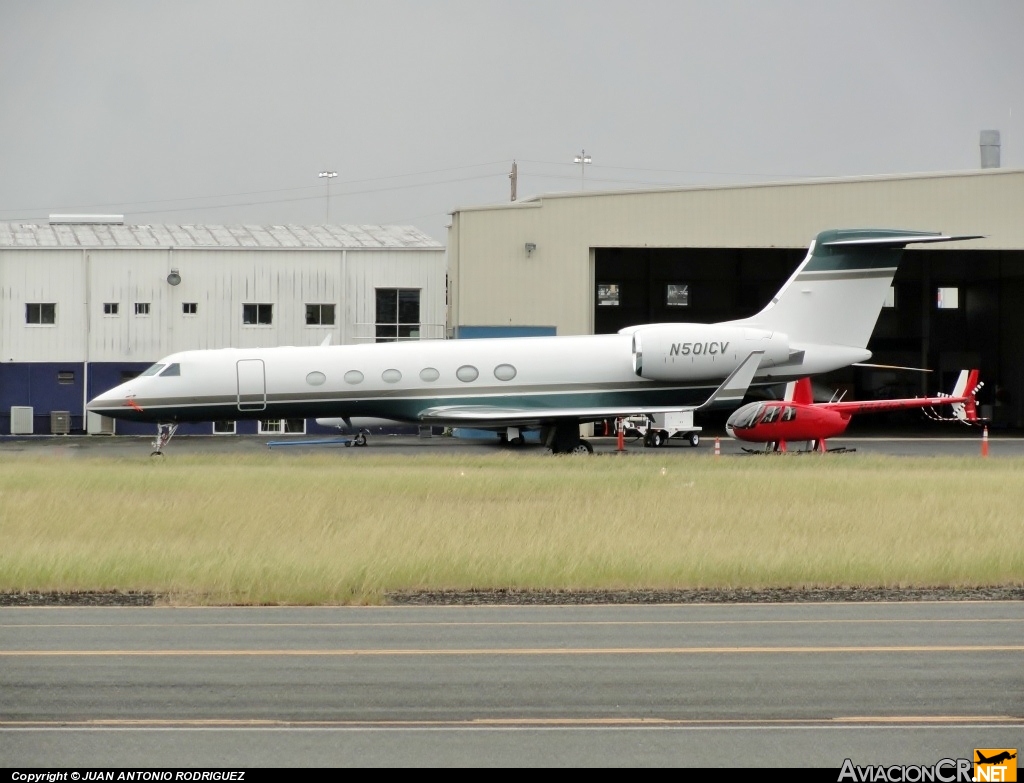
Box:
[87,228,980,454]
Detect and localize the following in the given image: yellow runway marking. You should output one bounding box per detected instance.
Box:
[2,644,1023,656]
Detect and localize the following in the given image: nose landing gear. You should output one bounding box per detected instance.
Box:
[151,423,179,456]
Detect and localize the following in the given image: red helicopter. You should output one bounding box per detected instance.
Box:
[725,370,982,453]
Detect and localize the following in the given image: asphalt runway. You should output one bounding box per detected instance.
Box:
[2,602,1022,767]
[0,429,1020,458]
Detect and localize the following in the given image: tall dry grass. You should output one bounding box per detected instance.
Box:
[1,452,1020,604]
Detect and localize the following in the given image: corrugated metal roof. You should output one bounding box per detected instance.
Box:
[0,223,442,249]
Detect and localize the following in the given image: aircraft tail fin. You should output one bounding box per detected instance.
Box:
[949,369,983,423]
[732,229,982,349]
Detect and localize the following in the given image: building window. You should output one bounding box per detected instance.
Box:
[305,304,335,326]
[666,284,690,307]
[258,418,305,435]
[57,371,75,385]
[182,302,198,315]
[243,303,273,325]
[883,286,896,309]
[135,302,151,316]
[26,303,56,325]
[212,421,236,435]
[103,302,119,316]
[597,283,620,307]
[936,287,959,310]
[375,288,420,342]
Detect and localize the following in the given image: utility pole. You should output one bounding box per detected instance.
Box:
[509,160,518,202]
[573,149,592,190]
[318,170,337,223]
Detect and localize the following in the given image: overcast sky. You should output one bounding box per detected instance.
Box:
[1,0,1021,243]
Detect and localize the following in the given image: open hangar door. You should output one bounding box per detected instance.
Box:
[593,246,1024,433]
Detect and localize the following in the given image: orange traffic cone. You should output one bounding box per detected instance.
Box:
[616,419,625,452]
[981,425,989,457]
[714,437,720,458]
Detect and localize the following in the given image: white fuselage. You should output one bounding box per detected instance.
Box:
[86,327,865,427]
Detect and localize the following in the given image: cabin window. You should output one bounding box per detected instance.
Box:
[382,369,402,383]
[375,288,420,342]
[344,370,364,385]
[494,364,517,381]
[134,302,151,316]
[456,365,479,383]
[182,302,198,315]
[782,406,797,422]
[936,287,959,310]
[26,303,56,325]
[305,304,335,326]
[103,302,119,316]
[419,367,440,382]
[259,418,306,435]
[306,371,326,386]
[761,406,781,424]
[212,421,236,435]
[597,283,620,307]
[243,303,274,325]
[666,284,689,307]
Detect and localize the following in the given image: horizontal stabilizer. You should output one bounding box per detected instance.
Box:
[824,234,984,247]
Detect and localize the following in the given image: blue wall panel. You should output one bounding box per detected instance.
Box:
[456,325,556,339]
[0,362,418,438]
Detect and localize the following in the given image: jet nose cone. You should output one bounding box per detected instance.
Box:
[87,385,131,412]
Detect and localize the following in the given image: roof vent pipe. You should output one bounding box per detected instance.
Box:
[980,130,1001,169]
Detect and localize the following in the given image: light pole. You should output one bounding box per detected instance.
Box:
[318,170,337,223]
[573,150,592,190]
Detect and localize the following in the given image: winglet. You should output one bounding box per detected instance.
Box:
[695,350,764,411]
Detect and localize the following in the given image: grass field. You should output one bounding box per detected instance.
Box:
[1,452,1021,605]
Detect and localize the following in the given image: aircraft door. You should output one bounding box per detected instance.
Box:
[236,359,267,411]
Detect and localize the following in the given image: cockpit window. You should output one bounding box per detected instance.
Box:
[760,406,781,424]
[140,363,165,377]
[159,363,180,377]
[731,403,764,430]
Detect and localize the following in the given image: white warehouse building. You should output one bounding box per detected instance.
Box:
[0,219,445,436]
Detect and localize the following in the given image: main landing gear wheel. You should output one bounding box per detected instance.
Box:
[353,432,367,447]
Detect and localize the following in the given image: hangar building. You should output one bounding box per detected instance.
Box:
[0,219,445,436]
[447,168,1024,429]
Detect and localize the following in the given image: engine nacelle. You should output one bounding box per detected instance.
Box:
[631,324,790,381]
